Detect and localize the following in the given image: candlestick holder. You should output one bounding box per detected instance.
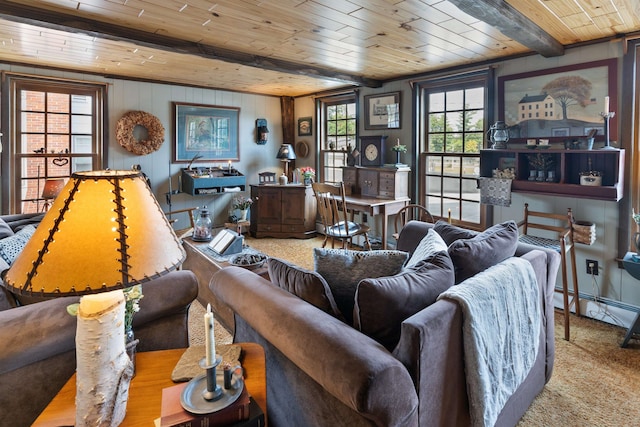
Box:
[180,355,244,414]
[600,111,616,150]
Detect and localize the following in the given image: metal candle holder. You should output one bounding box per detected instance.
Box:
[600,111,616,150]
[180,355,245,414]
[201,356,224,401]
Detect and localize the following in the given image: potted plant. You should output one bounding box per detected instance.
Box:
[300,167,316,185]
[232,195,253,221]
[391,139,407,165]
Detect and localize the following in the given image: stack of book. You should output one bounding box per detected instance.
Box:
[160,382,264,427]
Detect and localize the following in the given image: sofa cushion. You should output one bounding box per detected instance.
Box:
[0,225,36,265]
[405,228,448,269]
[354,251,455,350]
[0,218,15,240]
[314,248,408,325]
[434,220,478,245]
[267,257,344,321]
[447,220,519,283]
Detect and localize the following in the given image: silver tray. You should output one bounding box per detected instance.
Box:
[180,371,244,414]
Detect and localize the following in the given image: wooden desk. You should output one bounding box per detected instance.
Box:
[342,195,409,249]
[33,343,266,427]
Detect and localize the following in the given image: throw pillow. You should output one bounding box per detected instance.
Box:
[314,248,409,325]
[0,218,14,240]
[267,257,344,321]
[434,220,478,246]
[0,224,36,265]
[448,220,519,283]
[405,228,448,268]
[354,251,455,350]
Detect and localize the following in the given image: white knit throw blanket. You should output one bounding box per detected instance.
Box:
[438,257,541,427]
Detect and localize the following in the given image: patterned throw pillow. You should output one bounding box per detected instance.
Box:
[314,248,409,325]
[405,228,448,268]
[267,257,344,321]
[0,225,36,265]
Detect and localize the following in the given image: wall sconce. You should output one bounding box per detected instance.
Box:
[256,118,269,145]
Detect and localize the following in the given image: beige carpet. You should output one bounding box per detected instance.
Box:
[188,236,640,426]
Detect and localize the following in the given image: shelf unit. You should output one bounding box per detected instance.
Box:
[479,148,625,202]
[181,168,246,195]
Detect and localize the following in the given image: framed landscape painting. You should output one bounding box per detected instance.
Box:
[173,102,240,163]
[498,59,617,144]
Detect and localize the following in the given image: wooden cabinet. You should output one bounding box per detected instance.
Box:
[250,185,317,238]
[343,166,410,199]
[479,148,624,201]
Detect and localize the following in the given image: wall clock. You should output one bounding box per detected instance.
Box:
[359,136,387,167]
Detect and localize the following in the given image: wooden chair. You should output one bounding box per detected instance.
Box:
[312,182,372,250]
[393,204,434,240]
[518,203,579,341]
[165,207,196,238]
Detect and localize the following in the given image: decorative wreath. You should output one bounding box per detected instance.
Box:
[116,111,165,155]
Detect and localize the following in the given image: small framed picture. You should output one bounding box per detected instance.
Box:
[298,117,312,136]
[364,92,401,130]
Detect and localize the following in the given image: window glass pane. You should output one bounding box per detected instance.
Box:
[465,110,484,131]
[21,134,44,153]
[429,92,445,112]
[464,133,482,153]
[48,134,69,153]
[72,114,92,134]
[445,133,463,153]
[47,113,69,134]
[22,157,45,178]
[428,112,444,132]
[462,200,480,223]
[446,112,463,132]
[22,112,45,133]
[443,157,461,177]
[425,156,442,174]
[426,196,442,216]
[446,90,464,111]
[426,176,441,194]
[71,95,92,114]
[465,87,484,109]
[47,158,71,177]
[427,134,444,152]
[72,135,92,154]
[22,91,45,112]
[443,177,459,199]
[47,93,69,113]
[72,157,93,173]
[327,121,336,135]
[462,157,480,177]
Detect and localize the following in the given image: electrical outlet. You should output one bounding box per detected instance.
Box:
[586,259,598,275]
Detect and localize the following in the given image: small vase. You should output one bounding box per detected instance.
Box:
[634,232,640,254]
[125,328,139,376]
[396,151,402,165]
[240,209,249,221]
[304,177,312,185]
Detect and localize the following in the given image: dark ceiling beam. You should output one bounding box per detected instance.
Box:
[0,3,382,88]
[448,0,564,58]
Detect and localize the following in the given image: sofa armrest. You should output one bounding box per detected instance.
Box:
[393,299,470,427]
[210,266,419,426]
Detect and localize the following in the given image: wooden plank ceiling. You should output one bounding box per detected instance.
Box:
[0,0,638,97]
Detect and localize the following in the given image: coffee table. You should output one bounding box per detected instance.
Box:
[182,237,269,332]
[32,342,266,426]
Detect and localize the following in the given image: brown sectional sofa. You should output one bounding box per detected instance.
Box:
[210,220,561,426]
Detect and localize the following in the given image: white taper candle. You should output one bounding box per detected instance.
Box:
[604,96,610,115]
[204,303,216,365]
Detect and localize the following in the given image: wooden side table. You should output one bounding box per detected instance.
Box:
[33,343,266,426]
